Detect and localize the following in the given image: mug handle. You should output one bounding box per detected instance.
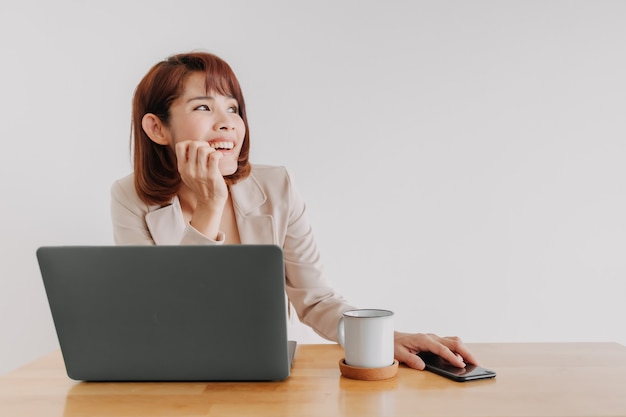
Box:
[337,316,345,348]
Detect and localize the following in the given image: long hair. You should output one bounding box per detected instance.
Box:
[131,52,251,206]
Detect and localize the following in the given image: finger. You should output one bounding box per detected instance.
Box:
[206,150,223,175]
[196,144,215,173]
[396,348,426,370]
[416,334,466,368]
[440,337,480,366]
[434,347,465,368]
[175,141,191,167]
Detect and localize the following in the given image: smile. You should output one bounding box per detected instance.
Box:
[209,141,235,150]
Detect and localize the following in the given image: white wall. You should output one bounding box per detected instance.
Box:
[1,0,625,375]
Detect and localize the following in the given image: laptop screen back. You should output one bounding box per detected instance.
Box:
[37,245,292,381]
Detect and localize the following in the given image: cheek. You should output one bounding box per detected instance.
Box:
[168,127,200,155]
[169,115,205,143]
[237,119,247,142]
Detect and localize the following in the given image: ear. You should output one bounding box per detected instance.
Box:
[141,113,170,145]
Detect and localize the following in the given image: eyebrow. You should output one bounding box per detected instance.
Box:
[187,96,214,103]
[186,95,237,103]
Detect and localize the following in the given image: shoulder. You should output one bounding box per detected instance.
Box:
[248,164,296,192]
[112,173,135,191]
[111,173,151,211]
[111,173,136,199]
[231,164,302,213]
[249,164,290,180]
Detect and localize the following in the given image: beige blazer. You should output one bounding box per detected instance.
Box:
[111,164,354,341]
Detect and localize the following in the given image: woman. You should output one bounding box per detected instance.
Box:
[111,51,478,370]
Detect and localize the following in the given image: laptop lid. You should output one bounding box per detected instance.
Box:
[37,245,295,381]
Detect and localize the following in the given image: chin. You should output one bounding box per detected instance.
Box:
[219,162,238,177]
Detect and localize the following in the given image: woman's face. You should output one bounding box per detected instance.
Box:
[166,72,246,176]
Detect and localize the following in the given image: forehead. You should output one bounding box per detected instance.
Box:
[181,72,209,95]
[182,71,235,97]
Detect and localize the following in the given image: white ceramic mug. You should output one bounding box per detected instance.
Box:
[337,309,394,368]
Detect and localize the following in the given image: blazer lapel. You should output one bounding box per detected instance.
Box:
[145,197,186,245]
[231,174,277,245]
[144,174,276,245]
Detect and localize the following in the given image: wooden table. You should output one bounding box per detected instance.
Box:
[1,343,626,416]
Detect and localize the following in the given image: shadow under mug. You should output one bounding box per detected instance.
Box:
[337,309,394,368]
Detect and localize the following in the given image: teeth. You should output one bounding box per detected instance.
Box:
[209,142,234,150]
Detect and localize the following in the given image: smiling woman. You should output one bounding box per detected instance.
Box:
[110,51,479,371]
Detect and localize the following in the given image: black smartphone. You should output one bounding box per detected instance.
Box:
[417,352,496,382]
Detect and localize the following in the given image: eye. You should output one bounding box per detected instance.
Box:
[227,106,239,113]
[194,104,211,111]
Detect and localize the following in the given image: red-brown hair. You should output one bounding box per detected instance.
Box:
[132,52,251,206]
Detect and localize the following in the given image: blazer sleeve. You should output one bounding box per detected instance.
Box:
[281,170,356,342]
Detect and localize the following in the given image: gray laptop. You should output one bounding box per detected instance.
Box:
[36,245,296,381]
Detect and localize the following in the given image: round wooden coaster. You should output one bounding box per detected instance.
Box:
[339,358,399,381]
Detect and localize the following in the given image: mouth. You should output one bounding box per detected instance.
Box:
[208,141,235,151]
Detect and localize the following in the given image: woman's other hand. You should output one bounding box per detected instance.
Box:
[394,332,479,370]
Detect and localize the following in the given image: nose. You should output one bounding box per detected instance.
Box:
[214,109,236,131]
